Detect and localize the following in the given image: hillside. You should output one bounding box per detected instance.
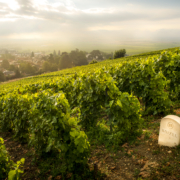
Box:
[1,46,180,180]
[0,46,178,92]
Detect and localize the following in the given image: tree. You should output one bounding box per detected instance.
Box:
[41,56,47,61]
[101,52,113,60]
[1,54,15,60]
[54,56,60,64]
[69,50,88,66]
[90,50,103,60]
[8,65,16,71]
[42,61,51,72]
[19,62,36,75]
[87,54,93,61]
[59,54,72,70]
[0,71,5,82]
[14,68,21,78]
[114,49,126,59]
[48,54,56,64]
[1,59,10,69]
[31,52,34,58]
[61,52,68,56]
[51,64,58,72]
[53,50,56,57]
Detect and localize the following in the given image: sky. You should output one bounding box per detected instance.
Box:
[0,0,180,52]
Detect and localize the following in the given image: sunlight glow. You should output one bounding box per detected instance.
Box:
[8,33,43,39]
[0,0,20,10]
[88,25,123,31]
[82,8,114,14]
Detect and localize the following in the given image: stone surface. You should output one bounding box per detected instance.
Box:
[158,115,180,147]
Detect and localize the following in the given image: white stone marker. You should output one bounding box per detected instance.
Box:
[158,115,180,147]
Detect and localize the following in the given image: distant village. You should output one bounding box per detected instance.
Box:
[0,48,116,82]
[0,49,46,77]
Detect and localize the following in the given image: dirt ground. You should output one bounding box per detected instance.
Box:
[89,127,179,180]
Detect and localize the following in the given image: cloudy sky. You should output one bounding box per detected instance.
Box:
[0,0,180,52]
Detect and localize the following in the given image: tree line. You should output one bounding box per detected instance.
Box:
[42,50,88,72]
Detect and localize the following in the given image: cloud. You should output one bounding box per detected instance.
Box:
[1,0,180,22]
[71,0,180,9]
[0,0,180,47]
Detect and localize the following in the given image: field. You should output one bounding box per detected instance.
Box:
[1,46,180,180]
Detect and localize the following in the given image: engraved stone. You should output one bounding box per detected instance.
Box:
[158,115,180,147]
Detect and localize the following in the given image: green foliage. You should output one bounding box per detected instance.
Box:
[1,54,15,60]
[155,50,180,101]
[90,50,103,60]
[51,64,58,72]
[114,49,126,59]
[69,50,88,66]
[53,50,56,57]
[31,52,34,58]
[8,158,25,180]
[59,53,73,70]
[0,94,18,132]
[87,92,142,148]
[1,59,10,69]
[58,50,60,56]
[71,70,120,129]
[19,62,37,75]
[112,57,172,115]
[91,92,142,147]
[42,59,58,72]
[48,54,58,64]
[42,61,51,72]
[2,68,143,141]
[0,138,24,180]
[14,69,21,78]
[89,60,98,64]
[28,91,90,155]
[8,65,16,71]
[0,91,90,171]
[0,93,30,142]
[109,92,143,141]
[0,71,5,82]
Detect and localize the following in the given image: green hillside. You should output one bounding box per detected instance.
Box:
[0,46,179,92]
[1,46,180,179]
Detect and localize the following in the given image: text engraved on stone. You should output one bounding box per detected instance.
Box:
[162,129,177,138]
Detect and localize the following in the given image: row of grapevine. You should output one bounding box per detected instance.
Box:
[155,51,180,99]
[7,69,142,135]
[0,91,90,171]
[0,68,143,142]
[110,55,172,115]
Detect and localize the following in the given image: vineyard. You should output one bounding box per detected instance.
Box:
[1,47,180,179]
